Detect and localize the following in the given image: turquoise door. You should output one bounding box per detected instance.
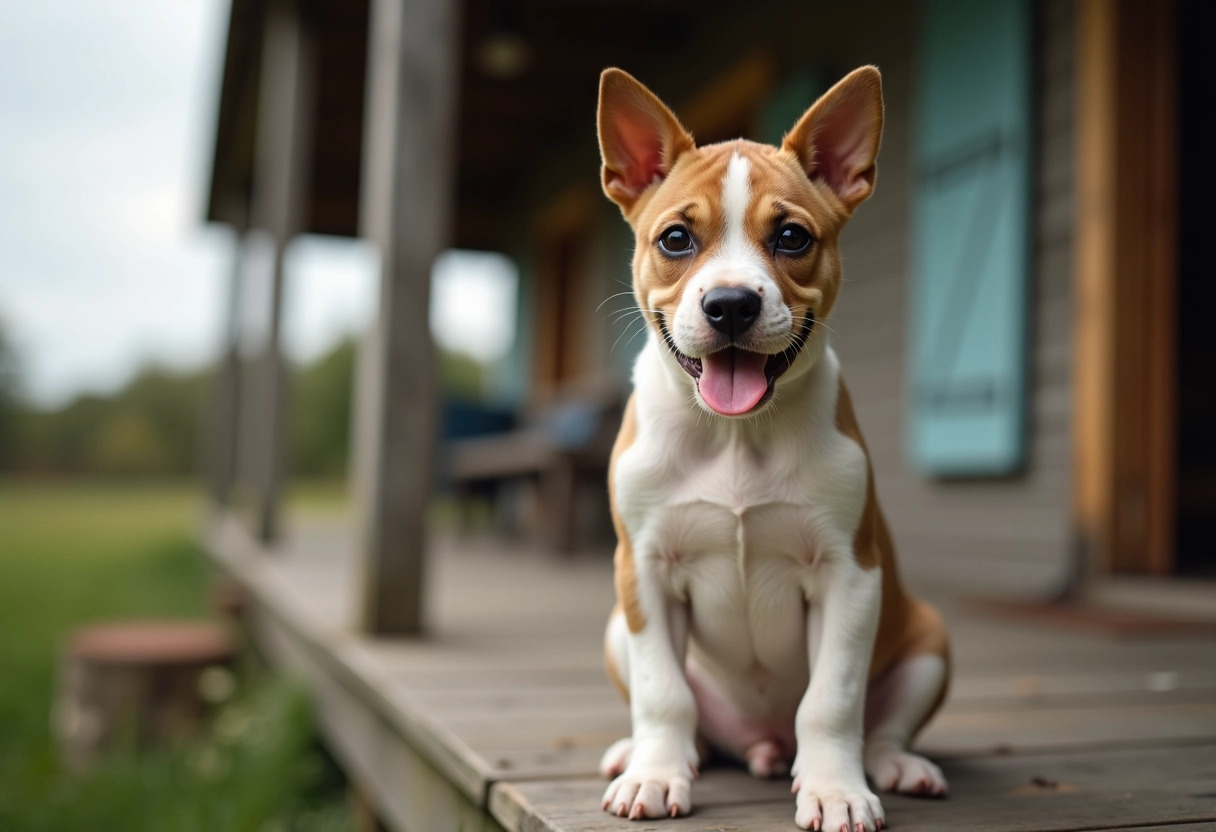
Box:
[909,0,1032,476]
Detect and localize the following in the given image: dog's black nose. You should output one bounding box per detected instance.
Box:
[702,287,761,338]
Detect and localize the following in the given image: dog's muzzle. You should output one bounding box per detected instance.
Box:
[658,313,814,416]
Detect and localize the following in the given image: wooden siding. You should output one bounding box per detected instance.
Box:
[831,0,1077,598]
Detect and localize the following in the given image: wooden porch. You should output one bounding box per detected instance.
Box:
[204,511,1216,832]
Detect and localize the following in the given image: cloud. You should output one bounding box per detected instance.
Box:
[0,0,522,408]
[0,0,230,406]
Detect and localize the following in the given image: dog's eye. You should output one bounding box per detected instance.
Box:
[658,226,694,255]
[775,224,813,255]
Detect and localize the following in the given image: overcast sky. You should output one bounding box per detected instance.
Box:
[0,1,515,408]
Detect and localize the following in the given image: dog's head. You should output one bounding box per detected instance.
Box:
[597,67,883,417]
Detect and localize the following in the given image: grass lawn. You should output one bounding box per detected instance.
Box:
[0,478,351,832]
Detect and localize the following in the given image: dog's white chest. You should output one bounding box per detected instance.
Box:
[622,440,824,690]
[657,440,824,567]
[617,343,867,680]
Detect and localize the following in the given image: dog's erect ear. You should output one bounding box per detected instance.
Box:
[598,68,695,214]
[782,66,884,213]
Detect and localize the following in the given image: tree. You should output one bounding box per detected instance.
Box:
[0,318,20,469]
[291,339,356,477]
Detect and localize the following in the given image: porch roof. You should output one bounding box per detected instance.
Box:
[203,0,714,251]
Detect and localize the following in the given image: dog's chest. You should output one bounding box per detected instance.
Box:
[620,409,861,564]
[660,442,822,565]
[619,424,859,674]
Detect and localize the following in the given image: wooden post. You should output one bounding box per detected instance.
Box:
[1114,0,1177,575]
[1073,0,1119,584]
[248,4,315,543]
[351,0,459,635]
[1073,0,1178,577]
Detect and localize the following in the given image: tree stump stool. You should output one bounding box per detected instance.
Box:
[55,620,234,770]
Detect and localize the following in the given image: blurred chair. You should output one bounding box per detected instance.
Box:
[445,384,623,553]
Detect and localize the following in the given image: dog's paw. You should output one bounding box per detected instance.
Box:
[791,756,884,832]
[601,747,697,821]
[865,745,947,797]
[792,779,885,832]
[599,737,634,779]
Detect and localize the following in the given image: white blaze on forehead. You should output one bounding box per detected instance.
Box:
[721,151,754,261]
[669,147,792,358]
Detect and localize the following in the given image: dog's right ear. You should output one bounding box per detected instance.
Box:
[598,69,695,215]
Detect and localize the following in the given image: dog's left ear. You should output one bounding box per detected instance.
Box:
[598,68,695,215]
[783,66,884,213]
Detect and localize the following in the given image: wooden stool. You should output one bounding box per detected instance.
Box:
[56,620,233,770]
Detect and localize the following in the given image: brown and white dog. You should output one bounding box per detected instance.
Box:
[596,67,951,831]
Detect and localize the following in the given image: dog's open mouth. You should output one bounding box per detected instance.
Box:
[659,316,813,416]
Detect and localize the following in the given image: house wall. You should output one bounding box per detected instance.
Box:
[531,0,1077,597]
[833,0,1076,597]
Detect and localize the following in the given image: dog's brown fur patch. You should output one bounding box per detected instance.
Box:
[835,376,950,688]
[609,395,645,633]
[833,375,881,571]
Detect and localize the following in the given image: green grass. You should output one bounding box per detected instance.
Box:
[0,478,351,832]
[286,479,351,518]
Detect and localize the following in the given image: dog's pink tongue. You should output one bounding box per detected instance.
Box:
[699,348,769,415]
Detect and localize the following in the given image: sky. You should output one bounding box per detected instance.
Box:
[0,1,515,408]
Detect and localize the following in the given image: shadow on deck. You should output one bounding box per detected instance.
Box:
[204,512,1216,832]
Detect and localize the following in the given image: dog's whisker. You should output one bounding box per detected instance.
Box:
[607,306,663,323]
[608,310,644,326]
[609,322,644,354]
[622,320,652,351]
[596,290,638,313]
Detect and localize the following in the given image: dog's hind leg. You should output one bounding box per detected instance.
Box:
[863,647,949,797]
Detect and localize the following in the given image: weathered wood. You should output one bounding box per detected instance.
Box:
[1074,0,1180,577]
[248,602,506,832]
[205,511,1216,826]
[1110,0,1178,575]
[1073,0,1119,581]
[206,515,491,802]
[246,6,315,543]
[491,743,1216,832]
[350,0,459,635]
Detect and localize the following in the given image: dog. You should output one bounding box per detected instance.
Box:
[595,66,950,831]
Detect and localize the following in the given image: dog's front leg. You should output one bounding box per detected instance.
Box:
[602,576,698,820]
[792,556,885,832]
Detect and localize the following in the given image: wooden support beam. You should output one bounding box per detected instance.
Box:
[1073,0,1119,582]
[247,3,315,543]
[351,0,459,634]
[1115,0,1177,576]
[1073,0,1178,577]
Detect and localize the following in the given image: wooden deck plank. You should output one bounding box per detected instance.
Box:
[491,743,1216,832]
[246,601,506,832]
[205,514,1216,831]
[398,675,1216,721]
